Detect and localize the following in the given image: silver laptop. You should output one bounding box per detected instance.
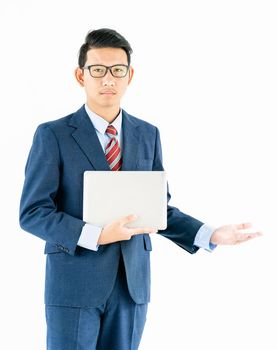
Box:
[83,171,167,230]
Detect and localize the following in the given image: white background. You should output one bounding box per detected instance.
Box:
[1,0,276,349]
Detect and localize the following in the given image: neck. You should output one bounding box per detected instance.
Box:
[86,101,120,123]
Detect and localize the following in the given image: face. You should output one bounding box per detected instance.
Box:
[75,47,134,114]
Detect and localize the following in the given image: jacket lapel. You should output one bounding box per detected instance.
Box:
[121,110,140,171]
[68,105,110,170]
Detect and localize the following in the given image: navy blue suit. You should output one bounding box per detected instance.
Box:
[19,105,203,348]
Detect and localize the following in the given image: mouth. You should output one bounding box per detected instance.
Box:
[100,90,116,95]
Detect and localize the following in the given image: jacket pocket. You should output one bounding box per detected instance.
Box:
[143,234,153,251]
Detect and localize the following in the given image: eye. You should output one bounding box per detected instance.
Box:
[114,67,123,72]
[93,67,105,73]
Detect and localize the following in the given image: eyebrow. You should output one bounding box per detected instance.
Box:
[85,63,128,66]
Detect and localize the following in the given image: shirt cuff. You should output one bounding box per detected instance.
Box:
[77,223,102,251]
[193,224,217,252]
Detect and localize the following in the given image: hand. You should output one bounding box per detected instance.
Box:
[210,223,263,245]
[97,214,157,245]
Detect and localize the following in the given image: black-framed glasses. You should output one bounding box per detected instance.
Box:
[83,64,129,78]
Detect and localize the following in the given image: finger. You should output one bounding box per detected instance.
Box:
[120,214,138,225]
[236,231,262,242]
[129,227,158,235]
[236,222,252,230]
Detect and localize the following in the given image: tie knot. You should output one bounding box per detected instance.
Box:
[106,125,117,137]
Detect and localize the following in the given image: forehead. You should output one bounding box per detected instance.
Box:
[86,47,128,65]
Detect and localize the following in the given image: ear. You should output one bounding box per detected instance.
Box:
[75,67,85,87]
[127,66,134,85]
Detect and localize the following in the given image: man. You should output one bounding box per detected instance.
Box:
[19,28,261,350]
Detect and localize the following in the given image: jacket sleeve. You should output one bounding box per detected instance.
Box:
[19,124,85,256]
[153,127,203,254]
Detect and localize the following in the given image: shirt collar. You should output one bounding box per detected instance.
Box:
[85,104,122,136]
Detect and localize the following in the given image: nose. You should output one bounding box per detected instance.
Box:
[102,68,115,86]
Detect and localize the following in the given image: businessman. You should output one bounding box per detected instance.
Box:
[19,28,262,350]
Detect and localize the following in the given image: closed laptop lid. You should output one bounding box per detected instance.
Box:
[83,171,167,230]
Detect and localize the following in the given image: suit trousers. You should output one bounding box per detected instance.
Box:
[45,253,148,350]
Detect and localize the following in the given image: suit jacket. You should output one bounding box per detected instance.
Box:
[19,105,203,307]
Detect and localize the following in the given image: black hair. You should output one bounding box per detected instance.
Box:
[78,28,133,68]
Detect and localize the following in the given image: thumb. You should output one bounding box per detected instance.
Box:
[121,214,138,225]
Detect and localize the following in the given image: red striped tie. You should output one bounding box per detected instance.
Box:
[105,125,122,171]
